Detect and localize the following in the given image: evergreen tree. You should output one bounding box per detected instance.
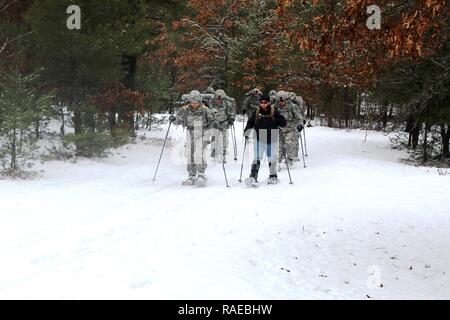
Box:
[0,69,52,177]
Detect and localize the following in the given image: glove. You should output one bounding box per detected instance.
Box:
[212,121,219,129]
[168,115,176,123]
[297,124,304,132]
[228,119,234,126]
[242,109,247,116]
[303,119,307,125]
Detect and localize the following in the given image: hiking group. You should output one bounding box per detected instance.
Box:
[163,87,307,187]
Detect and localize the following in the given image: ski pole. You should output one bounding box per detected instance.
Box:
[303,122,309,157]
[299,132,307,168]
[239,138,248,183]
[279,130,294,184]
[231,124,238,161]
[152,121,172,183]
[222,161,230,188]
[242,114,246,142]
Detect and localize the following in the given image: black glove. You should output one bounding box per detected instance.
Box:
[303,120,307,125]
[242,109,247,116]
[212,121,219,129]
[297,124,304,132]
[168,115,176,123]
[228,119,234,126]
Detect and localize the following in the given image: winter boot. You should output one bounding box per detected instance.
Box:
[245,163,260,186]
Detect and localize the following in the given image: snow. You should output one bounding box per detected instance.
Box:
[0,121,449,299]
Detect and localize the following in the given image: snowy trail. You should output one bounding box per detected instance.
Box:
[0,122,449,299]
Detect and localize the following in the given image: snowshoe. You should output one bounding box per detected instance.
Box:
[182,176,196,186]
[267,176,280,185]
[244,177,258,187]
[195,174,208,187]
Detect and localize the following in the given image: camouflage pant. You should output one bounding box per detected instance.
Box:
[279,128,299,161]
[185,130,209,176]
[211,128,229,157]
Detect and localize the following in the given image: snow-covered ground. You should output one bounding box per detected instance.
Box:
[0,121,449,299]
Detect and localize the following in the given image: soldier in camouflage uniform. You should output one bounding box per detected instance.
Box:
[202,87,216,107]
[288,92,307,160]
[169,92,218,186]
[242,88,262,118]
[276,91,304,168]
[269,90,278,104]
[210,89,236,163]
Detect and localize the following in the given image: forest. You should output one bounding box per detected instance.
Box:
[0,0,449,177]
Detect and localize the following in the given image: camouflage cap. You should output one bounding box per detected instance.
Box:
[214,89,227,99]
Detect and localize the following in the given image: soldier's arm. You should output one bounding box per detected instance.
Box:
[275,109,287,128]
[227,101,236,122]
[291,104,304,124]
[175,107,186,126]
[242,97,250,114]
[205,107,216,128]
[244,111,256,133]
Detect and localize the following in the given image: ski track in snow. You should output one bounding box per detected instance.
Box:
[0,123,449,299]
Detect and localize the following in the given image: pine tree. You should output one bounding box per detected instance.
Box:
[0,69,52,177]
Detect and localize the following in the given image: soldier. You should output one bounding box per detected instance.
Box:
[242,88,262,118]
[276,91,304,168]
[288,92,307,160]
[210,89,236,163]
[202,87,216,107]
[169,92,218,186]
[244,94,287,185]
[269,90,278,104]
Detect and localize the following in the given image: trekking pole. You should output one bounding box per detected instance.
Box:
[222,160,230,188]
[303,121,309,157]
[152,121,172,183]
[299,132,307,168]
[279,131,294,184]
[231,124,238,161]
[242,113,246,142]
[238,138,248,183]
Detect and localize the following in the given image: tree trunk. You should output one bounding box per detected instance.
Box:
[74,108,82,135]
[441,123,450,157]
[411,122,421,149]
[109,110,116,132]
[121,53,138,135]
[11,127,17,173]
[423,122,428,162]
[35,120,40,139]
[60,104,65,137]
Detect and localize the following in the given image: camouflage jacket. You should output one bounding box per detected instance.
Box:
[175,104,216,131]
[211,99,236,129]
[276,101,303,129]
[243,95,260,117]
